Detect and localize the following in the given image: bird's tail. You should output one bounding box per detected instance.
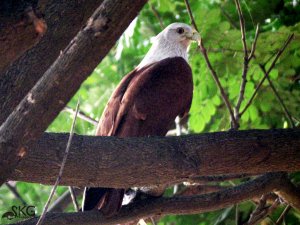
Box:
[82,187,124,216]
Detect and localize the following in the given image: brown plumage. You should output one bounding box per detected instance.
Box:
[98,57,193,137]
[83,22,198,216]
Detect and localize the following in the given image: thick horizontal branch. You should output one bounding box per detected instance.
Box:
[10,129,300,187]
[13,173,287,225]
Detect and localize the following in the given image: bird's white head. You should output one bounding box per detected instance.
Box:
[161,23,200,48]
[138,22,200,69]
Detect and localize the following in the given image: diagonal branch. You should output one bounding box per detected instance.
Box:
[63,106,98,126]
[0,0,104,125]
[244,195,280,225]
[258,65,295,128]
[5,182,28,206]
[240,34,294,116]
[275,205,291,225]
[0,0,148,186]
[183,0,238,129]
[149,3,164,29]
[36,100,80,225]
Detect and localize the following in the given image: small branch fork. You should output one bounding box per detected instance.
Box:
[244,195,280,225]
[233,0,260,127]
[240,34,294,116]
[233,0,249,124]
[234,22,259,124]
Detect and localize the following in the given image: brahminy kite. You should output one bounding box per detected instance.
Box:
[83,22,199,216]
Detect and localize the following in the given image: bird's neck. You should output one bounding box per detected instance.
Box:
[137,35,188,69]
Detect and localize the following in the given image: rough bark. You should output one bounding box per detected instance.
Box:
[0,0,39,73]
[12,173,288,225]
[0,0,148,185]
[0,0,103,125]
[9,129,300,187]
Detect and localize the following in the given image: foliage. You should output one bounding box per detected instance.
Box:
[1,0,300,224]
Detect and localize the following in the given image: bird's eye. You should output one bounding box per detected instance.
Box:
[176,27,185,34]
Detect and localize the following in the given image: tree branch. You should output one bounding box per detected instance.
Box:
[149,3,164,29]
[63,106,98,126]
[275,205,291,225]
[8,129,300,187]
[0,0,148,186]
[183,0,238,129]
[12,173,289,225]
[234,22,259,123]
[240,34,294,116]
[0,0,103,125]
[258,65,295,128]
[5,182,28,205]
[36,100,79,225]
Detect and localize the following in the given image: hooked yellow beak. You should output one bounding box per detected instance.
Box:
[186,30,200,42]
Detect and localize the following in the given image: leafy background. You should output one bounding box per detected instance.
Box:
[1,0,300,224]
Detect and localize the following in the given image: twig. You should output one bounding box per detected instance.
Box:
[183,0,198,30]
[275,205,291,225]
[234,0,248,60]
[48,189,83,212]
[36,100,80,225]
[248,25,260,61]
[5,182,27,206]
[236,204,239,225]
[245,194,268,225]
[258,65,295,128]
[293,116,300,123]
[149,3,164,29]
[220,6,239,29]
[184,0,238,129]
[240,34,294,116]
[234,0,260,125]
[68,186,79,212]
[63,106,98,126]
[244,195,281,225]
[150,217,157,225]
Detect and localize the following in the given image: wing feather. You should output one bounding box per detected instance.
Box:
[96,57,193,137]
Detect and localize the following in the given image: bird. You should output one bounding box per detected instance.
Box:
[82,22,199,216]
